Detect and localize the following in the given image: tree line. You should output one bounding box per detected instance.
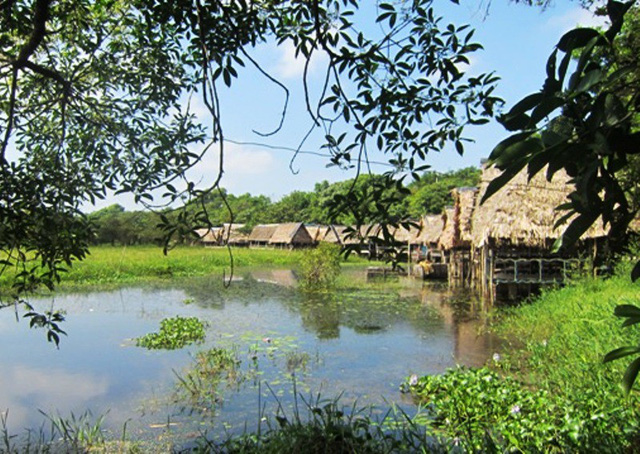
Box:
[89,167,480,245]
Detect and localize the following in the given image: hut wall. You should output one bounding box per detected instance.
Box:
[290,224,313,248]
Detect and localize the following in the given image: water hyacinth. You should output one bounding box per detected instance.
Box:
[409,374,419,386]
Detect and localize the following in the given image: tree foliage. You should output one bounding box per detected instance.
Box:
[298,242,342,291]
[486,0,639,256]
[0,0,499,304]
[88,167,480,245]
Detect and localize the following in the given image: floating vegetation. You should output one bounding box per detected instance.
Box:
[136,316,207,350]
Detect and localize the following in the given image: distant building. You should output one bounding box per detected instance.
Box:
[268,222,314,249]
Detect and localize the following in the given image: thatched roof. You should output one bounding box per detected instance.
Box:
[438,207,456,250]
[248,224,279,242]
[269,222,313,245]
[453,187,478,247]
[195,227,222,244]
[472,164,607,248]
[418,214,445,246]
[322,225,341,244]
[306,225,329,242]
[391,222,422,244]
[220,223,249,245]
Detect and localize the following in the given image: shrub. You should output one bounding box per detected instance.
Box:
[298,243,342,291]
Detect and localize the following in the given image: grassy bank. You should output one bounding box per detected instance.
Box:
[408,260,640,452]
[0,245,375,291]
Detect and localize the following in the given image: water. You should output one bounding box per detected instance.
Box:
[0,269,499,446]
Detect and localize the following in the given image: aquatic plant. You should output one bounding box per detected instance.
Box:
[196,391,437,453]
[175,347,242,412]
[404,266,640,452]
[136,316,207,350]
[406,366,631,452]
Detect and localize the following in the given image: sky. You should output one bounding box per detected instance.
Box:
[91,0,608,212]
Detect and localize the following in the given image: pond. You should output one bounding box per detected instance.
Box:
[0,268,500,448]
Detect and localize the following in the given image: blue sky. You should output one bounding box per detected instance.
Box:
[94,1,607,211]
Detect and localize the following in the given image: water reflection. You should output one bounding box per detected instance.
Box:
[0,366,109,429]
[0,268,500,444]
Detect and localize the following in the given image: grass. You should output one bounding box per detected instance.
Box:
[60,246,305,286]
[0,245,376,292]
[407,259,640,452]
[195,390,439,453]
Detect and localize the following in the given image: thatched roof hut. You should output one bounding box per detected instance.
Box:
[306,225,329,243]
[195,227,222,245]
[472,164,607,249]
[248,224,278,245]
[268,222,313,247]
[220,223,249,246]
[438,207,456,250]
[453,187,478,248]
[418,214,445,247]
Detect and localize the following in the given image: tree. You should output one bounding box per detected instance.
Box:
[269,191,313,223]
[0,0,498,296]
[486,0,639,257]
[406,167,481,217]
[0,0,500,344]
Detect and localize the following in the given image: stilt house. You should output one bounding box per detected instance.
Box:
[471,164,607,299]
[439,187,478,284]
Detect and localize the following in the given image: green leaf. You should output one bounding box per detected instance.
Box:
[632,261,640,282]
[491,138,542,169]
[603,346,640,363]
[621,317,640,328]
[529,96,565,124]
[623,356,640,394]
[488,132,536,163]
[553,212,599,252]
[481,163,526,203]
[574,69,604,93]
[616,304,640,318]
[557,28,601,52]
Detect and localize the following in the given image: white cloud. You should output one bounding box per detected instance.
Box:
[0,365,109,430]
[273,41,327,79]
[186,141,276,188]
[545,7,609,34]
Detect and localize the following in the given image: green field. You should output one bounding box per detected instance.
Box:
[30,245,373,289]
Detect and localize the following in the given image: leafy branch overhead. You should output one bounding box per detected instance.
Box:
[485,0,639,255]
[0,0,499,301]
